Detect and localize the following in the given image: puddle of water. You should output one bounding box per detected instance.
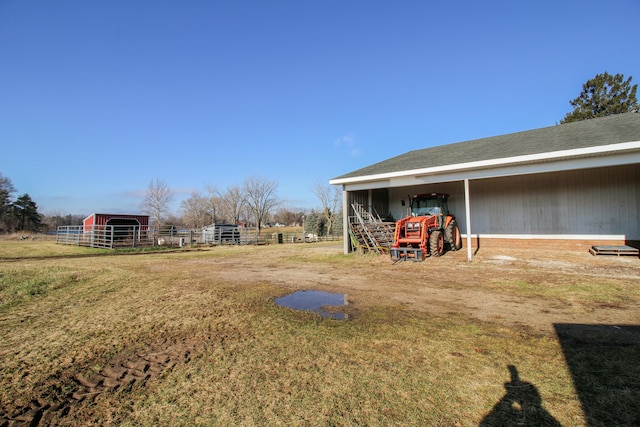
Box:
[275,290,347,320]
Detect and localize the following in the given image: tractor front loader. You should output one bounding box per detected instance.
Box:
[390,193,462,262]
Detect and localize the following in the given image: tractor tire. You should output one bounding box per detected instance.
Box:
[445,219,462,251]
[429,230,445,257]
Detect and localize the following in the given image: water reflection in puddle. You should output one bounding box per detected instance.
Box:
[275,290,347,320]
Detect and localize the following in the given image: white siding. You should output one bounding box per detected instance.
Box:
[383,164,639,240]
[469,165,639,238]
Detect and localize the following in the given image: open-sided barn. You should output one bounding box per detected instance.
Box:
[83,213,150,242]
[330,113,640,256]
[55,213,152,249]
[83,213,150,232]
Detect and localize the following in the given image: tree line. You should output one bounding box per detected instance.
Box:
[0,172,343,238]
[143,176,343,237]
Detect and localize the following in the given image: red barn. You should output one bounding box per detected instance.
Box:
[83,213,150,231]
[82,213,149,230]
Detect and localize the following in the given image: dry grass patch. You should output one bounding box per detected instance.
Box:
[1,239,638,426]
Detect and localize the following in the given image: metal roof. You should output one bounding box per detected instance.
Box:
[331,113,640,184]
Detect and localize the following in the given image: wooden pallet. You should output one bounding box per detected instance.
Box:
[589,245,639,256]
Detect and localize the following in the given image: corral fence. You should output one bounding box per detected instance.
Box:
[56,225,341,250]
[56,225,155,249]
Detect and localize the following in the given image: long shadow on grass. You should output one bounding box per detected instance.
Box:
[554,323,640,426]
[479,365,560,426]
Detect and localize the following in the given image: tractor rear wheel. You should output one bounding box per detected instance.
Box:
[445,219,462,251]
[429,230,445,257]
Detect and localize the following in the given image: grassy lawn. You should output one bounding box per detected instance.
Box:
[1,240,638,426]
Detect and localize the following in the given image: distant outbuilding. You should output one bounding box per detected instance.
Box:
[83,213,150,232]
[83,213,151,244]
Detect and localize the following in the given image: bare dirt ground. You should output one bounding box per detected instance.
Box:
[207,239,640,336]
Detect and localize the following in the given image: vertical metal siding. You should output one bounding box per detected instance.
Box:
[353,163,639,240]
[82,214,150,229]
[348,191,368,213]
[82,214,96,233]
[371,188,389,219]
[470,165,639,237]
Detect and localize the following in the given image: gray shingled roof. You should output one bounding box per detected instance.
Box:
[333,113,640,180]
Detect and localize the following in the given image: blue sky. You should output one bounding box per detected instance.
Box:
[1,0,638,216]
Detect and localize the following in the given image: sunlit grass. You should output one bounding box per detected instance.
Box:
[0,239,110,258]
[1,240,638,425]
[0,265,91,308]
[487,277,638,306]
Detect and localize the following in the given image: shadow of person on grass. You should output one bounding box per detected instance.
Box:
[479,365,561,426]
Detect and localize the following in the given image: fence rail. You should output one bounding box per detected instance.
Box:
[56,225,154,249]
[56,225,341,249]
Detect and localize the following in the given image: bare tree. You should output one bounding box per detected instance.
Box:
[243,176,279,234]
[205,185,222,225]
[221,185,245,225]
[180,191,210,229]
[42,212,85,231]
[312,183,342,235]
[143,179,174,226]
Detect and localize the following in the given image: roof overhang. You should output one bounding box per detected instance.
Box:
[330,140,640,190]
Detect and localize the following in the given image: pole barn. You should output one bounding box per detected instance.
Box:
[83,213,150,243]
[83,213,150,232]
[330,113,640,257]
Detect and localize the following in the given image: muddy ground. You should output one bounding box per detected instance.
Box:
[209,239,640,336]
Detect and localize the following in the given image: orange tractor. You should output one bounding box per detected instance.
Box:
[390,193,462,262]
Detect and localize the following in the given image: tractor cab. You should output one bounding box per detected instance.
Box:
[409,193,450,228]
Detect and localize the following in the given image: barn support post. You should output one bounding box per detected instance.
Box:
[464,178,472,262]
[341,188,349,255]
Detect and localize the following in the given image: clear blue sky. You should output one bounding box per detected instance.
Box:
[1,0,638,216]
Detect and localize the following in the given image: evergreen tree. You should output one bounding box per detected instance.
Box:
[561,72,638,123]
[12,194,42,232]
[0,173,17,232]
[305,210,326,237]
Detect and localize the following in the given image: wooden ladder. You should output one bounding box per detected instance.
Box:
[349,203,395,255]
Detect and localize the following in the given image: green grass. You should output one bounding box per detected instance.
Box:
[0,265,91,308]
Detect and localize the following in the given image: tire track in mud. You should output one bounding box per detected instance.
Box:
[1,337,194,427]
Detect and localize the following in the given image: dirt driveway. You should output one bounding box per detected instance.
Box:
[205,239,640,336]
